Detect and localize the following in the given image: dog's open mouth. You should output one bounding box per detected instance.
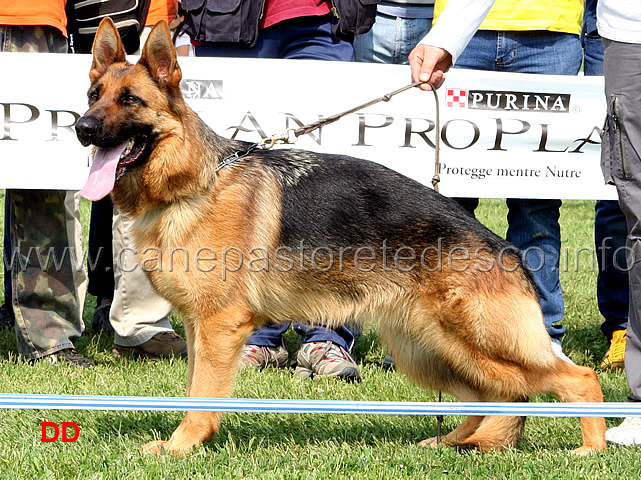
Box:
[80,136,147,201]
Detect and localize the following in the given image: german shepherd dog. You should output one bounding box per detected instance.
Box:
[75,18,606,455]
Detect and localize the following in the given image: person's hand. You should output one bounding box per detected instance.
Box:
[408,45,453,91]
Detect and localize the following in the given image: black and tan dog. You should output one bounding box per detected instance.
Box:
[75,18,606,455]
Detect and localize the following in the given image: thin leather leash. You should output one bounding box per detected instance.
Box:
[216,81,442,193]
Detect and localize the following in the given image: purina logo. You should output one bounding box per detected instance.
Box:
[446,88,571,113]
[446,89,467,108]
[468,90,571,113]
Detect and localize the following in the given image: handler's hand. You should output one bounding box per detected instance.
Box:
[409,45,453,91]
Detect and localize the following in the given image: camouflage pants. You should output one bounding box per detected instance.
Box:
[2,25,87,359]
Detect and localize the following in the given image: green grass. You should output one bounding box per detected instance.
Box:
[0,194,637,479]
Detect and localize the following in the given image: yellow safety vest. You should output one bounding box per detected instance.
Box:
[433,0,584,36]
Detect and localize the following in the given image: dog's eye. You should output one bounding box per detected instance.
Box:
[88,91,99,105]
[122,94,140,106]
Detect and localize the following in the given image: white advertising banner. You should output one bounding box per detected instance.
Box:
[0,52,615,199]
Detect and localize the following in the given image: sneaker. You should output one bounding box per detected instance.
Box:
[92,296,114,335]
[239,344,289,370]
[113,331,187,359]
[294,341,361,382]
[551,338,575,364]
[605,417,641,446]
[44,348,95,368]
[600,329,627,369]
[0,304,15,330]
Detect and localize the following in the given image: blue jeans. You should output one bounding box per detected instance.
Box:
[582,0,604,77]
[195,14,354,61]
[196,13,355,352]
[247,323,355,352]
[594,200,629,339]
[583,0,628,339]
[354,11,432,65]
[453,31,582,341]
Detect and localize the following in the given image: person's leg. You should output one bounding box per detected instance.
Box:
[87,197,115,334]
[458,31,580,360]
[271,15,360,379]
[458,30,582,74]
[194,36,275,58]
[1,196,14,329]
[354,12,398,64]
[278,15,354,60]
[196,14,354,61]
[88,197,115,299]
[65,191,87,323]
[110,208,186,358]
[9,189,86,359]
[356,12,432,65]
[293,323,360,381]
[595,200,629,340]
[582,0,603,77]
[455,198,479,217]
[240,323,291,370]
[601,38,641,445]
[3,198,9,304]
[246,323,290,347]
[2,25,90,366]
[506,31,580,357]
[197,15,359,378]
[451,30,502,71]
[505,198,565,341]
[294,323,354,351]
[582,7,627,364]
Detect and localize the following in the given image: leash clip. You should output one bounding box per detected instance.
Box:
[261,128,297,150]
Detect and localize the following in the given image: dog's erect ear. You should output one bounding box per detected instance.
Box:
[90,17,127,82]
[139,20,182,89]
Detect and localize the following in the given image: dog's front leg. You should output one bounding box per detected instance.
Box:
[142,306,255,455]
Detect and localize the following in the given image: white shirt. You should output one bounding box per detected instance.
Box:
[174,32,194,57]
[597,0,641,44]
[417,0,495,64]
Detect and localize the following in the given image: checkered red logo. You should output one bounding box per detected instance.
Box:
[446,88,467,108]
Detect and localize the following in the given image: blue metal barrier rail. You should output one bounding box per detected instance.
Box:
[0,393,639,417]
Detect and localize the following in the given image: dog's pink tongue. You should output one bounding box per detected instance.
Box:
[80,141,129,201]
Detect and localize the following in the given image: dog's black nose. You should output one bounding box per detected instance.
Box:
[75,116,99,146]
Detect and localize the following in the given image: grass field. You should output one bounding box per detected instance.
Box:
[0,194,637,480]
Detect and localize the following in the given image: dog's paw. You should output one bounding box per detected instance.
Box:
[417,436,441,448]
[142,439,192,456]
[572,444,606,456]
[142,440,171,455]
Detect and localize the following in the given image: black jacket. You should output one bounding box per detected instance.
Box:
[182,0,380,46]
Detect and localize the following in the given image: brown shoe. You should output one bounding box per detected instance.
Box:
[43,348,95,368]
[113,331,187,359]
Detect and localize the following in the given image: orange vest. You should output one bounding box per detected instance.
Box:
[0,0,67,36]
[146,0,178,26]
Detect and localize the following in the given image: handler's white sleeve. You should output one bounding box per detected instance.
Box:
[418,0,496,64]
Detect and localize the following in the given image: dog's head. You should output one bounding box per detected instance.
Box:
[76,17,184,202]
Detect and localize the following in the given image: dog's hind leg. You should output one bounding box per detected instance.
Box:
[417,392,526,452]
[418,415,485,449]
[142,306,255,455]
[535,360,607,454]
[449,414,527,452]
